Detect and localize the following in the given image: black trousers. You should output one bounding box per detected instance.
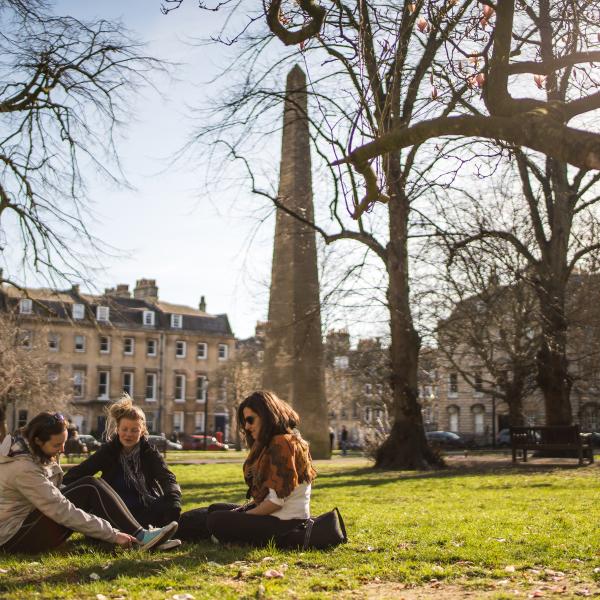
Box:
[178,503,304,546]
[1,476,143,554]
[132,496,181,529]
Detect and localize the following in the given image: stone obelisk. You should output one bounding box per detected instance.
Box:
[262,65,330,458]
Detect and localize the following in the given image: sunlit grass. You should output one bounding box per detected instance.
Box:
[1,458,599,599]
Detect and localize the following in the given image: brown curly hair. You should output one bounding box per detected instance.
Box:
[237,390,300,457]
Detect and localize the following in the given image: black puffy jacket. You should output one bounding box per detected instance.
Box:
[62,436,182,509]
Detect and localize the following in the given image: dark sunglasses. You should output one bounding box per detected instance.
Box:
[244,416,255,425]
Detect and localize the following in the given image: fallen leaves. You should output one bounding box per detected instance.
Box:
[264,568,285,579]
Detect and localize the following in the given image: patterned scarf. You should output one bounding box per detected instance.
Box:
[119,444,155,506]
[5,435,31,458]
[243,432,317,504]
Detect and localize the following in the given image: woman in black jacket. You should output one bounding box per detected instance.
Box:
[63,395,182,529]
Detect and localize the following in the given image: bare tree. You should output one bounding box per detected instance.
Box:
[166,0,600,207]
[0,1,162,288]
[431,236,539,428]
[0,312,71,437]
[163,0,599,467]
[167,0,479,469]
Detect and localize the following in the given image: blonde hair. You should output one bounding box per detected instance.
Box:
[104,393,148,441]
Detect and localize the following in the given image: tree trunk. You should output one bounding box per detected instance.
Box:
[505,383,526,427]
[536,281,573,426]
[0,403,7,439]
[375,171,442,469]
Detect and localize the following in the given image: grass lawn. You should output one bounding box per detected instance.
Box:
[1,456,599,599]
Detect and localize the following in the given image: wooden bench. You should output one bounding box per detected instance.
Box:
[510,425,594,466]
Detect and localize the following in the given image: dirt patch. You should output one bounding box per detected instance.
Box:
[352,578,600,599]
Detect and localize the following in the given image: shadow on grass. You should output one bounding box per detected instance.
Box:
[0,541,254,590]
[312,460,594,489]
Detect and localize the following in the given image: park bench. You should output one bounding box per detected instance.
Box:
[510,425,594,466]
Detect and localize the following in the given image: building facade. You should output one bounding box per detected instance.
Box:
[1,279,235,439]
[435,276,600,442]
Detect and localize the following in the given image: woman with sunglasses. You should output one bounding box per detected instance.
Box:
[0,411,178,553]
[187,390,316,546]
[63,395,182,536]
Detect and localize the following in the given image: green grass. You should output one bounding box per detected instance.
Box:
[1,458,599,599]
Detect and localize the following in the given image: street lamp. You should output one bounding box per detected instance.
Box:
[491,392,497,448]
[203,377,209,451]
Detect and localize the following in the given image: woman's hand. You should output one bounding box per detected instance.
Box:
[246,500,280,516]
[114,532,137,547]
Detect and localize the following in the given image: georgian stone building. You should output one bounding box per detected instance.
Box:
[324,330,440,447]
[435,275,600,443]
[1,279,235,438]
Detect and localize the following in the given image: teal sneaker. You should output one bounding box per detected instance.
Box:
[156,538,182,551]
[137,521,178,551]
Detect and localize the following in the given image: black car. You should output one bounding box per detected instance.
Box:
[425,430,466,449]
[78,434,102,451]
[147,435,183,451]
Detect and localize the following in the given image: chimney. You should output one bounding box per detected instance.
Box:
[71,284,80,295]
[134,279,158,302]
[105,284,131,298]
[199,295,206,312]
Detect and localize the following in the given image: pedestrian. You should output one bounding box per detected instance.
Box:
[328,426,334,454]
[0,411,177,553]
[341,425,349,456]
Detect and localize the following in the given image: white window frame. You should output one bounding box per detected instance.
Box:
[194,412,205,433]
[96,306,110,322]
[145,411,157,433]
[171,314,183,329]
[72,303,85,320]
[474,371,483,397]
[333,355,349,369]
[98,371,110,400]
[74,335,86,353]
[197,342,207,360]
[19,330,32,349]
[48,333,60,352]
[123,337,135,356]
[448,406,460,432]
[143,310,155,327]
[218,344,228,360]
[173,411,184,433]
[474,410,485,434]
[47,366,59,383]
[145,372,157,402]
[19,298,32,314]
[146,339,157,357]
[73,370,85,398]
[449,373,459,397]
[196,375,207,403]
[99,335,111,354]
[175,374,186,402]
[175,340,186,358]
[122,371,134,396]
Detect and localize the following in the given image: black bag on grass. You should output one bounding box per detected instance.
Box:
[276,507,347,550]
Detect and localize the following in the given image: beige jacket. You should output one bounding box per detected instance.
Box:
[0,444,119,546]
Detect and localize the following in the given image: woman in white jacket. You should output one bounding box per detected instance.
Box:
[0,412,177,553]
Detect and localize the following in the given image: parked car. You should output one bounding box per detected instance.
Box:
[496,428,511,447]
[425,430,466,449]
[146,435,183,452]
[180,434,229,451]
[78,434,102,451]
